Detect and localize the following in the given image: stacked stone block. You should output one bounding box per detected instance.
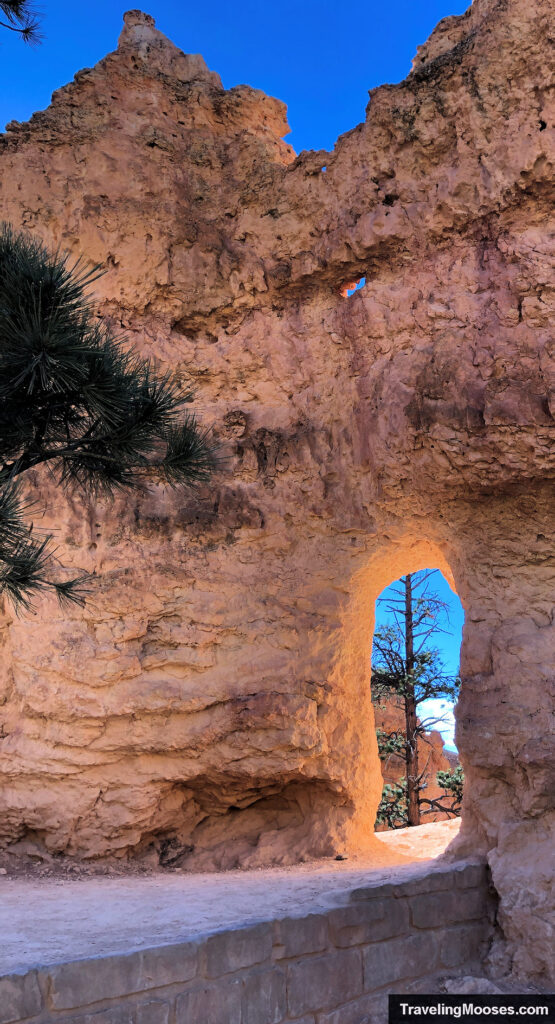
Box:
[0,862,494,1024]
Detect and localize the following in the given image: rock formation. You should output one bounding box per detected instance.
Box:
[0,0,553,984]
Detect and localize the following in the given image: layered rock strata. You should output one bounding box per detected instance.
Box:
[0,0,553,983]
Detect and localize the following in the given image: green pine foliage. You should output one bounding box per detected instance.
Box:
[0,224,218,610]
[375,781,408,829]
[376,728,405,758]
[436,765,464,807]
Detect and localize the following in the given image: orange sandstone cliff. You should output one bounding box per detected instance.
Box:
[0,1,553,984]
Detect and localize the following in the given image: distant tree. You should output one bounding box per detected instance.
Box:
[375,780,408,830]
[0,224,217,610]
[371,570,462,828]
[0,2,41,43]
[429,764,464,817]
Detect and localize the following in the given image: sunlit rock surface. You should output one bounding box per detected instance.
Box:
[0,0,553,984]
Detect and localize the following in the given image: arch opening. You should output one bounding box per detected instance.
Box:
[328,536,469,863]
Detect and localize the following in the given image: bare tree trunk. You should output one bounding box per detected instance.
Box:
[404,574,421,826]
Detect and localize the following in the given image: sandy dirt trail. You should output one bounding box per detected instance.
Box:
[0,821,460,974]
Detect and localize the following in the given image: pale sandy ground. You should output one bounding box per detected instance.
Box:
[0,820,461,975]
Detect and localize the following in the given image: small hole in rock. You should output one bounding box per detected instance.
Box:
[341,276,366,298]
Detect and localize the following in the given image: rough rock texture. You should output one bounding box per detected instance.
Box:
[0,0,553,984]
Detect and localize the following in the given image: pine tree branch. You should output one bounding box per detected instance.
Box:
[0,1,42,43]
[0,223,218,610]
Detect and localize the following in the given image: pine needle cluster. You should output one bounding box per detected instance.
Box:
[0,1,41,43]
[0,224,218,610]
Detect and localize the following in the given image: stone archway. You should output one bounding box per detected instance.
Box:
[0,0,552,985]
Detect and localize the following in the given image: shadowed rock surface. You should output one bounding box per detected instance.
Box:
[0,0,553,985]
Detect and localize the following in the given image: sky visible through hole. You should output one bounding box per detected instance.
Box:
[346,278,366,297]
[373,570,464,752]
[0,0,471,151]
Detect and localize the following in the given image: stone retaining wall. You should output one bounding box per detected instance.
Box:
[0,862,495,1024]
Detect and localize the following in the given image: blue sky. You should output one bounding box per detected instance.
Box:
[374,571,464,751]
[1,0,470,151]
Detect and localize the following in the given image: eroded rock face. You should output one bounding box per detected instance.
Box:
[0,0,553,983]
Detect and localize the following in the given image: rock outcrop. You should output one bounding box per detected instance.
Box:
[0,0,553,984]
